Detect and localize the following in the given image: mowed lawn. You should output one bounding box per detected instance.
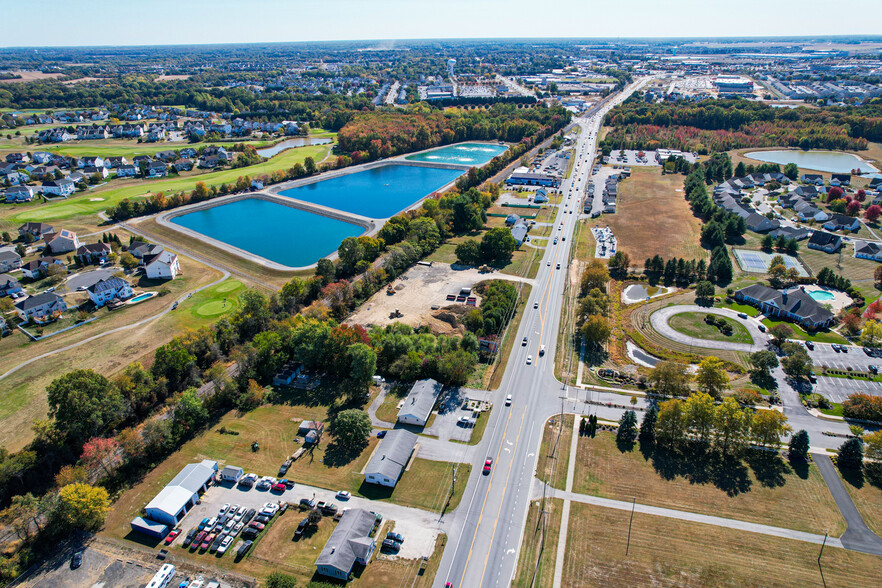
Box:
[512,498,563,588]
[536,415,573,491]
[798,247,879,310]
[573,432,845,536]
[668,312,754,345]
[562,502,882,588]
[4,143,333,223]
[838,469,882,537]
[604,167,707,262]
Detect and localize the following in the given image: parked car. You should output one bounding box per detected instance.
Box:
[281,479,295,489]
[271,482,286,493]
[237,540,253,557]
[255,514,271,525]
[262,502,280,516]
[757,324,766,333]
[805,341,814,350]
[278,460,292,476]
[299,498,316,510]
[164,529,181,545]
[209,534,224,553]
[182,528,198,547]
[218,503,230,516]
[248,521,265,531]
[217,535,233,555]
[294,518,309,538]
[232,522,244,536]
[336,490,351,500]
[320,503,338,516]
[190,531,206,551]
[200,533,215,551]
[242,508,256,523]
[238,473,258,487]
[382,539,401,552]
[386,532,404,543]
[377,430,387,438]
[70,550,83,569]
[197,517,211,531]
[241,528,259,540]
[334,508,350,521]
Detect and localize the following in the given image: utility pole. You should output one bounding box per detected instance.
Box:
[625,497,636,556]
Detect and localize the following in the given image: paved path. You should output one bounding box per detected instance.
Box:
[552,415,580,588]
[650,304,768,352]
[539,482,846,549]
[813,453,882,555]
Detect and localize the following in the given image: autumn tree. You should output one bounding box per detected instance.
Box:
[695,357,729,399]
[330,409,371,448]
[751,410,791,448]
[55,483,110,531]
[647,361,691,398]
[655,398,687,448]
[81,437,122,478]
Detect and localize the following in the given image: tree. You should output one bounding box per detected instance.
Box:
[866,204,882,223]
[695,281,715,300]
[55,483,110,531]
[714,398,750,454]
[55,464,88,487]
[789,430,810,462]
[862,320,882,347]
[581,260,610,293]
[337,237,365,275]
[330,409,371,448]
[783,162,799,181]
[864,430,882,463]
[647,361,691,398]
[315,258,336,284]
[347,343,377,394]
[119,251,138,270]
[81,437,122,478]
[846,200,862,217]
[46,369,125,444]
[455,239,481,266]
[266,572,299,588]
[781,347,813,382]
[172,389,209,436]
[769,323,793,347]
[656,398,686,447]
[761,234,774,251]
[617,410,638,447]
[827,186,844,203]
[608,251,631,275]
[639,404,658,443]
[580,314,611,350]
[307,507,323,526]
[683,392,716,443]
[751,410,791,448]
[837,438,864,472]
[480,227,517,263]
[695,357,729,399]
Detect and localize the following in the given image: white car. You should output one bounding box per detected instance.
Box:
[217,535,233,554]
[336,491,351,500]
[232,521,244,536]
[262,502,280,515]
[533,302,539,309]
[219,503,230,516]
[526,356,533,365]
[505,395,512,406]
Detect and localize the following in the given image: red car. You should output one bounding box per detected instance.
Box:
[271,482,286,492]
[248,521,265,531]
[164,529,181,545]
[190,531,206,550]
[200,532,216,550]
[483,458,493,474]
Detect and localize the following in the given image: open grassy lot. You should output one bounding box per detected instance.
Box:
[249,508,336,578]
[355,532,446,588]
[838,469,882,537]
[759,317,848,345]
[562,502,882,588]
[668,311,754,345]
[603,167,707,263]
[512,498,563,588]
[572,432,845,536]
[2,143,333,224]
[716,300,760,317]
[536,415,573,490]
[360,458,470,513]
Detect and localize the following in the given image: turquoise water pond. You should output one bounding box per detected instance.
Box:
[405,142,508,166]
[171,198,364,267]
[278,164,464,218]
[745,150,879,174]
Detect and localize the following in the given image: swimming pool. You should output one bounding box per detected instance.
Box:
[129,293,154,302]
[808,290,835,302]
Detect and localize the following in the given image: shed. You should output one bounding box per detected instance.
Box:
[130,516,169,539]
[221,465,243,482]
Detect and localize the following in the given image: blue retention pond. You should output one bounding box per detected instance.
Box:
[405,142,508,166]
[171,198,364,267]
[278,164,464,218]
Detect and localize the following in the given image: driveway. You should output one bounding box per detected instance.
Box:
[650,305,768,352]
[66,268,116,291]
[813,454,882,556]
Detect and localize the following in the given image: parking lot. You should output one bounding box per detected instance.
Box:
[813,375,882,403]
[805,342,880,373]
[424,387,492,443]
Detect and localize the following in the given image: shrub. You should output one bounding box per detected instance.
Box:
[734,389,761,406]
[842,393,882,422]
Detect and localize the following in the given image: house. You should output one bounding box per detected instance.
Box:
[364,429,417,487]
[831,173,851,187]
[397,378,443,427]
[510,219,530,245]
[155,150,177,162]
[797,205,829,223]
[767,226,810,241]
[81,156,105,169]
[198,155,220,169]
[14,292,67,323]
[144,250,180,280]
[534,188,549,204]
[734,284,835,329]
[823,213,861,232]
[82,165,108,179]
[298,420,325,437]
[104,156,128,169]
[87,277,134,307]
[314,509,377,580]
[5,185,34,203]
[67,172,85,184]
[45,229,80,254]
[0,250,22,273]
[745,213,780,233]
[807,231,843,253]
[21,257,63,280]
[173,158,193,172]
[76,242,112,264]
[31,152,51,164]
[143,460,218,527]
[854,240,882,262]
[146,161,168,178]
[127,240,164,260]
[116,164,138,178]
[801,174,824,185]
[794,185,823,199]
[41,178,75,197]
[180,148,197,158]
[220,465,243,482]
[0,274,22,297]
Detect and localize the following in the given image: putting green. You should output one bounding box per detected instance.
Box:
[215,280,242,294]
[196,299,235,317]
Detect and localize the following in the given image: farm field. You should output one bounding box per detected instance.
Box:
[572,432,845,536]
[561,502,882,588]
[668,311,754,345]
[603,167,706,262]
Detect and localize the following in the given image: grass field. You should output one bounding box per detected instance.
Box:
[2,143,333,223]
[561,502,882,588]
[716,301,760,317]
[668,312,754,345]
[512,498,563,588]
[0,138,278,159]
[573,432,845,536]
[536,415,573,490]
[838,469,882,537]
[603,167,707,262]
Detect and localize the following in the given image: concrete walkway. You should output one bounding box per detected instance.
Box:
[650,304,768,353]
[539,482,845,549]
[552,415,581,588]
[813,453,882,555]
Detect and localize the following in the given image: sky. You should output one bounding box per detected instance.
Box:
[2,0,881,47]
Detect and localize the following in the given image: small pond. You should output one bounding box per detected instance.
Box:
[256,137,332,158]
[744,150,879,174]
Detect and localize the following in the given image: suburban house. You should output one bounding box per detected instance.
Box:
[105,156,128,169]
[145,250,181,280]
[831,173,851,187]
[510,218,530,245]
[823,213,861,233]
[220,465,243,483]
[82,165,108,179]
[807,231,843,253]
[116,164,138,178]
[198,155,220,169]
[173,158,194,172]
[854,240,882,262]
[76,242,112,264]
[14,292,67,323]
[0,250,22,273]
[801,173,824,185]
[734,284,835,329]
[314,508,377,580]
[41,178,75,197]
[45,229,80,254]
[128,240,164,260]
[18,222,53,240]
[396,378,443,427]
[5,185,34,203]
[363,429,417,487]
[22,257,63,279]
[0,274,22,297]
[745,213,780,233]
[87,277,134,307]
[141,460,218,528]
[768,226,810,241]
[146,161,168,178]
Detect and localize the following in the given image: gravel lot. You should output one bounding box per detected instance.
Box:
[384,519,439,560]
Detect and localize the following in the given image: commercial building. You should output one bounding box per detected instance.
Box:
[141,460,218,528]
[734,284,835,329]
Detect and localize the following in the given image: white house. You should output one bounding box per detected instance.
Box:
[220,465,243,482]
[145,250,180,280]
[41,178,75,197]
[363,429,417,487]
[315,509,377,580]
[855,240,882,262]
[397,379,443,427]
[87,277,134,307]
[5,185,34,203]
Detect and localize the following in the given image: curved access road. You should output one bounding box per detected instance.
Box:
[650,305,768,353]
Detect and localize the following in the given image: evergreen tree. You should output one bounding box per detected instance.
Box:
[639,404,658,443]
[788,429,810,462]
[617,410,639,447]
[837,437,864,472]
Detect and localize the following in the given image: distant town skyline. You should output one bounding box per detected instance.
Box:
[2,0,881,48]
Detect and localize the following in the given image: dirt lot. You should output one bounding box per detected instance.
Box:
[348,263,531,333]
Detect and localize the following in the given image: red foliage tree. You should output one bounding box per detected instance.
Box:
[866,204,882,223]
[846,200,862,216]
[856,189,867,202]
[827,186,845,203]
[81,436,122,477]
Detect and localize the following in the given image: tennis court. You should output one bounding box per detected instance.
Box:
[733,249,809,277]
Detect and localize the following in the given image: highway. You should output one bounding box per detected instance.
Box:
[437,78,649,588]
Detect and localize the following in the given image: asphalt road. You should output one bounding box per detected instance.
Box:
[436,77,650,588]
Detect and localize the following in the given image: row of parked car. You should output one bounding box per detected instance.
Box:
[177,501,284,557]
[237,473,296,492]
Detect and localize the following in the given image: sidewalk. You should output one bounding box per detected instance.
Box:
[552,415,581,588]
